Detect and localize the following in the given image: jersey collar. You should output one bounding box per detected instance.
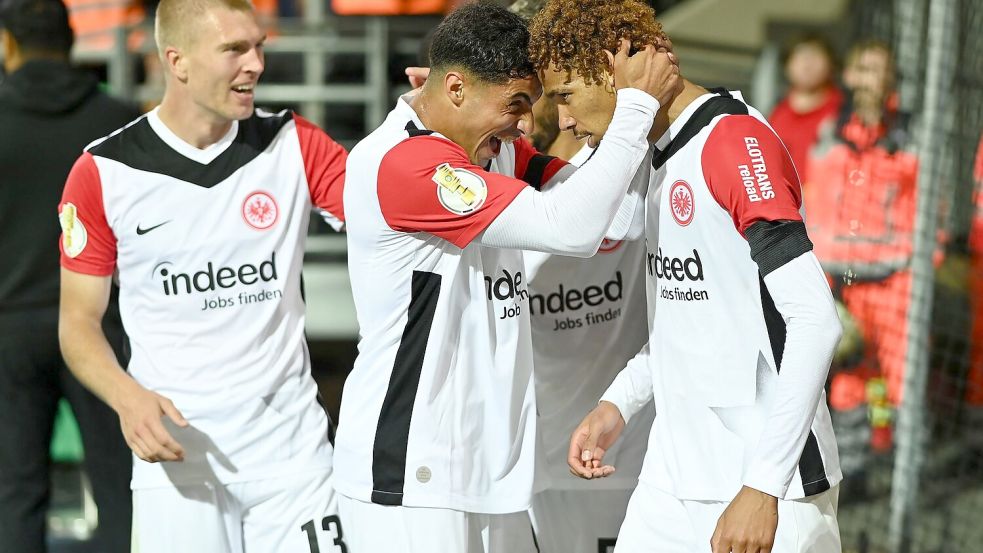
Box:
[394,95,429,133]
[656,90,746,150]
[147,107,240,165]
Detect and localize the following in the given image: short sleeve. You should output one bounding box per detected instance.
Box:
[59,153,117,276]
[512,137,568,189]
[377,135,528,249]
[702,115,804,237]
[295,114,347,223]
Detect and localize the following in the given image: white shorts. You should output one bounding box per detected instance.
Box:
[615,482,840,553]
[132,469,344,553]
[530,488,633,553]
[337,493,537,553]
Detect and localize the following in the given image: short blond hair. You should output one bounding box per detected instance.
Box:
[154,0,254,55]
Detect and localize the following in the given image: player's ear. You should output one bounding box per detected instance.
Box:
[444,71,466,107]
[164,45,189,83]
[604,67,616,94]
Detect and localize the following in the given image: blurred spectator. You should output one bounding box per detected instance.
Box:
[806,38,917,405]
[802,39,917,491]
[0,0,139,551]
[769,34,843,179]
[63,0,145,51]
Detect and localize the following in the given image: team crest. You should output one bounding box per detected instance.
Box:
[242,191,279,230]
[669,180,694,226]
[59,203,88,258]
[433,163,487,216]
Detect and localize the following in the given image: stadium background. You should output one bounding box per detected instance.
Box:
[2,0,981,551]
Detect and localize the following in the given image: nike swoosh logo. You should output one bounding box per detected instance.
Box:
[136,221,171,235]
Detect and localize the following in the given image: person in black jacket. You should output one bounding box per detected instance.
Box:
[0,0,140,551]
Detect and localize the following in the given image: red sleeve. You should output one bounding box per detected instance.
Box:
[702,115,804,236]
[295,114,347,222]
[512,136,568,189]
[59,153,117,276]
[378,135,528,249]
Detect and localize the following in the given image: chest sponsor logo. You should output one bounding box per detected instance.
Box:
[242,191,279,230]
[739,137,776,203]
[647,248,710,302]
[152,252,283,312]
[669,180,694,226]
[484,268,527,320]
[59,203,88,258]
[433,163,488,216]
[530,271,625,332]
[598,239,624,254]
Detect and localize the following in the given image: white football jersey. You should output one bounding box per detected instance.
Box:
[526,144,654,491]
[59,108,347,488]
[337,97,569,514]
[605,91,840,501]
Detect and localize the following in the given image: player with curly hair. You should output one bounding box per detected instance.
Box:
[511,3,655,552]
[530,1,845,552]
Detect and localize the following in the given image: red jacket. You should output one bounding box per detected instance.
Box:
[769,86,843,181]
[804,108,918,274]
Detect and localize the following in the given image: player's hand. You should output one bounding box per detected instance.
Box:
[405,66,431,90]
[568,400,626,479]
[710,486,779,553]
[606,38,682,107]
[115,380,189,463]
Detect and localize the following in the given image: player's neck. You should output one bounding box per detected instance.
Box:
[667,79,710,124]
[410,89,446,136]
[158,94,237,150]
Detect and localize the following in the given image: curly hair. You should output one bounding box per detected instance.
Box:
[528,0,669,86]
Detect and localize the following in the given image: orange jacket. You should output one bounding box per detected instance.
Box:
[805,112,919,272]
[331,0,450,15]
[65,0,145,51]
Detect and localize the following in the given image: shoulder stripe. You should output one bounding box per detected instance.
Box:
[84,113,148,152]
[652,90,749,169]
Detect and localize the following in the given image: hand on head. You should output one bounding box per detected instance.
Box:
[606,38,683,107]
[405,66,431,90]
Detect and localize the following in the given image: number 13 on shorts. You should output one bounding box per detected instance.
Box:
[302,515,347,553]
